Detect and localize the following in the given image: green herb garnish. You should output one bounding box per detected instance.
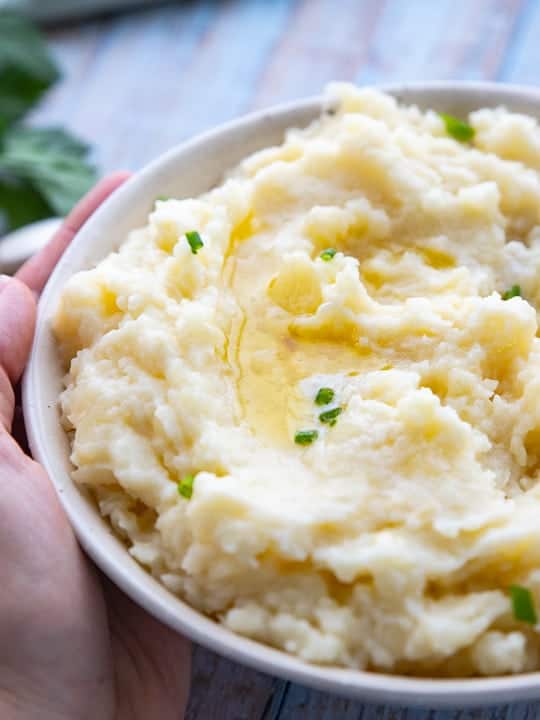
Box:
[186,230,204,254]
[502,284,522,300]
[319,407,342,425]
[155,195,171,203]
[0,12,97,231]
[439,112,475,143]
[510,585,537,625]
[294,429,319,445]
[178,474,195,500]
[320,248,337,261]
[315,387,334,405]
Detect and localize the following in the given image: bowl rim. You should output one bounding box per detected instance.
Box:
[23,81,540,708]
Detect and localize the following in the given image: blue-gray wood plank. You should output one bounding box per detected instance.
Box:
[34,0,540,717]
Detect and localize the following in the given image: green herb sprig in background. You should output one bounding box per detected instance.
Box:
[0,11,97,232]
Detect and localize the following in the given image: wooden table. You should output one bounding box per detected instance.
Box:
[35,1,540,717]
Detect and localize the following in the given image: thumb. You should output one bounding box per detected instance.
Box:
[0,275,36,430]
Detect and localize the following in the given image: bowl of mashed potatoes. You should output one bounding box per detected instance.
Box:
[24,82,540,706]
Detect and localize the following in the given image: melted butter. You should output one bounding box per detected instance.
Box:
[361,246,455,292]
[231,212,256,245]
[100,287,118,316]
[226,220,379,446]
[417,246,456,270]
[360,265,386,290]
[235,315,373,445]
[155,221,178,253]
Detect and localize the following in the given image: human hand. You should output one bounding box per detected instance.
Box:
[0,176,191,720]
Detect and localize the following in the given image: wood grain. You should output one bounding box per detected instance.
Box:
[186,645,277,720]
[250,0,385,109]
[497,0,540,81]
[35,1,540,716]
[34,0,540,174]
[354,0,525,83]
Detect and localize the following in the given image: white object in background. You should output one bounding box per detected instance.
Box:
[0,217,62,274]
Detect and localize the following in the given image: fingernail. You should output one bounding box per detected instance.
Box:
[0,274,11,295]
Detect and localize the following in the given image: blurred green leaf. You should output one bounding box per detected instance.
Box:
[0,13,98,234]
[0,178,51,230]
[0,11,60,128]
[0,126,97,218]
[6,126,92,159]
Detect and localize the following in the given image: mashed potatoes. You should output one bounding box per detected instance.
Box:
[54,85,540,676]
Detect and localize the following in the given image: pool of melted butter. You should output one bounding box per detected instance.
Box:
[224,216,380,446]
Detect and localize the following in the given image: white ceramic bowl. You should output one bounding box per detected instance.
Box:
[24,83,540,708]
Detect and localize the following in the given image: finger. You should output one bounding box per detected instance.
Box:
[0,277,36,430]
[0,277,36,383]
[16,172,131,295]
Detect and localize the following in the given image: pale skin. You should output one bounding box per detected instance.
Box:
[0,174,191,720]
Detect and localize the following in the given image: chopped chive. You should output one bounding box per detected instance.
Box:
[320,248,337,261]
[178,474,195,499]
[319,406,342,424]
[502,284,522,300]
[185,230,204,254]
[439,112,475,143]
[294,429,319,445]
[155,195,171,202]
[510,585,537,625]
[315,387,335,405]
